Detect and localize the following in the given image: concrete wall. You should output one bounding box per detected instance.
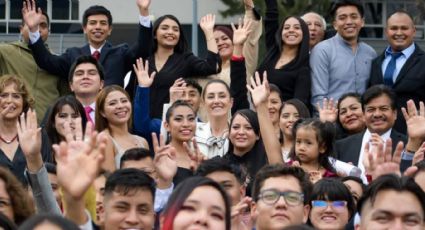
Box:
[78,0,241,24]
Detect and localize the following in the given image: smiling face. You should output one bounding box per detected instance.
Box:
[103,189,155,230]
[100,90,132,126]
[70,62,104,98]
[155,18,181,49]
[295,127,325,165]
[386,12,416,52]
[281,17,303,47]
[165,105,196,142]
[363,94,397,135]
[333,5,364,42]
[214,30,233,60]
[302,12,325,48]
[203,82,233,118]
[338,96,365,134]
[310,200,350,230]
[279,104,300,138]
[252,176,309,229]
[268,91,283,124]
[358,190,425,230]
[172,185,227,230]
[229,114,258,155]
[0,83,24,120]
[83,14,112,48]
[54,104,80,140]
[181,85,201,114]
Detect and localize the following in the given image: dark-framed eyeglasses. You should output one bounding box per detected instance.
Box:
[258,189,304,206]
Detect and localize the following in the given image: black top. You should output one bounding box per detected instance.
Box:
[257,0,311,106]
[136,24,221,118]
[0,130,53,184]
[173,167,193,185]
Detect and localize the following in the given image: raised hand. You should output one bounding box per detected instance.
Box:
[183,138,206,171]
[231,196,253,230]
[363,138,404,180]
[169,78,186,104]
[231,18,252,46]
[200,14,216,33]
[17,109,42,171]
[133,58,156,87]
[402,100,425,141]
[247,71,269,107]
[136,0,151,16]
[22,0,43,32]
[413,142,425,166]
[54,120,106,199]
[152,133,177,189]
[317,98,338,123]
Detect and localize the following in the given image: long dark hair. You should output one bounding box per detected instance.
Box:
[289,118,335,173]
[258,16,310,72]
[152,14,189,53]
[45,95,87,145]
[161,177,231,230]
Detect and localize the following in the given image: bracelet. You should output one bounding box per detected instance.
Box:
[231,55,245,61]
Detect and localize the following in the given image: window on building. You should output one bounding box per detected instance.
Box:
[10,0,47,20]
[0,0,5,19]
[52,0,79,20]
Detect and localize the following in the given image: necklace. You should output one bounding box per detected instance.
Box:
[0,134,18,144]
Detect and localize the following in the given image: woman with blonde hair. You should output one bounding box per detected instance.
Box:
[0,75,52,183]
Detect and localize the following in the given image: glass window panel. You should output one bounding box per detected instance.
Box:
[0,22,6,32]
[363,2,383,25]
[71,0,79,20]
[10,0,46,20]
[52,0,70,20]
[0,0,5,19]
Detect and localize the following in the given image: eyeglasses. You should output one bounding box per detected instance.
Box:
[258,189,304,206]
[311,200,347,210]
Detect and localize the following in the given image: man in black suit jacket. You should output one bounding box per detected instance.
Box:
[335,85,415,176]
[22,0,152,90]
[369,10,425,134]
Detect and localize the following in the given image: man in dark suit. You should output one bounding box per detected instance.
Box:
[369,10,425,134]
[335,85,416,179]
[21,0,152,90]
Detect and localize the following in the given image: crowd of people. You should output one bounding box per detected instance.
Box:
[0,0,425,229]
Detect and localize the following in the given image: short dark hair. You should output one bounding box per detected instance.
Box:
[269,84,283,102]
[412,160,425,178]
[252,165,313,205]
[195,157,246,185]
[18,214,80,230]
[68,55,105,82]
[120,147,152,168]
[184,79,202,95]
[309,178,356,219]
[162,177,232,230]
[340,175,366,191]
[361,84,397,111]
[357,174,425,218]
[330,0,364,19]
[82,5,112,27]
[104,168,155,203]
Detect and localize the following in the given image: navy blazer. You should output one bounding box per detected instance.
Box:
[369,44,425,134]
[335,130,412,172]
[28,24,152,88]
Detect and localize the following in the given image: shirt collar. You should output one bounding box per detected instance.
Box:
[385,43,415,59]
[365,128,392,140]
[90,43,105,54]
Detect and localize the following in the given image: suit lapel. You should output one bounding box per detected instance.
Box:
[82,44,91,55]
[98,42,113,64]
[394,45,425,86]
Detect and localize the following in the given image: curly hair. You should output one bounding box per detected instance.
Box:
[0,75,34,113]
[0,167,34,225]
